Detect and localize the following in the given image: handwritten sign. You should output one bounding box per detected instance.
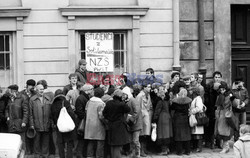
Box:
[85,32,114,72]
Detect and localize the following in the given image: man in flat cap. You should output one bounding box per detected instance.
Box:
[5,84,29,151]
[20,79,36,155]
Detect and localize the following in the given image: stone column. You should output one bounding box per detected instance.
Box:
[198,0,207,84]
[132,15,141,75]
[68,16,76,73]
[172,0,181,71]
[16,17,24,86]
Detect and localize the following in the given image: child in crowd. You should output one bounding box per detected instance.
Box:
[234,124,250,158]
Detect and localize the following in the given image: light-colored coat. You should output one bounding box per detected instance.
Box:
[234,133,250,158]
[136,91,153,136]
[84,97,106,140]
[190,96,204,134]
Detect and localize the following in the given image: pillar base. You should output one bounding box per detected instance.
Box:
[172,65,181,72]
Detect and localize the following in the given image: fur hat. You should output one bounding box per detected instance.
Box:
[113,89,124,97]
[81,84,93,92]
[94,87,104,98]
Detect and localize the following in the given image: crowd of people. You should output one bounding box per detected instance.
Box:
[0,58,249,158]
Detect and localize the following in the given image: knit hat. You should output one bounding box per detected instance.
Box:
[26,79,36,86]
[113,89,124,97]
[122,87,133,99]
[8,84,19,91]
[81,84,93,92]
[78,59,87,65]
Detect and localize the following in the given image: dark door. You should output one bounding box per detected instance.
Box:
[231,5,250,124]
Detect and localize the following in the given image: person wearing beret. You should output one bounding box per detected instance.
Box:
[5,84,29,151]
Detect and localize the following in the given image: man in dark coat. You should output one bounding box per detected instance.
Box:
[103,89,131,158]
[75,84,94,158]
[204,71,228,148]
[5,84,29,151]
[63,73,78,96]
[20,79,36,155]
[75,59,93,85]
[51,89,76,158]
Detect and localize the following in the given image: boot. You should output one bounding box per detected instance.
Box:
[140,141,147,157]
[196,139,202,152]
[219,141,230,154]
[159,145,168,155]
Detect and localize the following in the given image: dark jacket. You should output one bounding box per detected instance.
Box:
[29,93,52,132]
[75,68,90,85]
[75,91,89,121]
[232,87,249,113]
[51,95,76,143]
[153,99,173,139]
[5,92,29,133]
[205,81,228,118]
[171,96,192,141]
[62,84,73,96]
[0,94,9,132]
[103,98,131,145]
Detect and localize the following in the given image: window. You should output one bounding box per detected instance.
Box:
[0,33,12,90]
[80,31,127,75]
[0,34,11,70]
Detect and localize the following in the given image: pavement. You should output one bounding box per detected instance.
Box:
[24,147,235,158]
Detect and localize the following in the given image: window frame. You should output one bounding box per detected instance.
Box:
[77,31,128,75]
[0,33,12,71]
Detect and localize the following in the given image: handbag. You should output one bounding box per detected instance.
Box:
[225,106,238,130]
[77,118,85,135]
[57,101,75,133]
[194,99,209,126]
[189,114,197,127]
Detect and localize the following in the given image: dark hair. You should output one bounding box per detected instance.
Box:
[26,79,36,86]
[68,73,77,79]
[37,80,48,89]
[146,68,154,75]
[191,87,200,96]
[77,83,84,89]
[54,89,63,97]
[213,71,222,78]
[172,81,186,95]
[94,87,104,98]
[171,72,180,79]
[141,80,151,89]
[191,73,198,80]
[102,74,112,85]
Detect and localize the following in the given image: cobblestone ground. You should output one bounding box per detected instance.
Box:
[25,147,235,158]
[143,148,235,158]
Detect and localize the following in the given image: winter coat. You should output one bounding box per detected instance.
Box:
[29,93,52,132]
[190,96,204,135]
[214,94,232,137]
[232,87,249,113]
[234,133,250,158]
[136,91,153,136]
[152,99,172,139]
[63,84,73,96]
[51,95,76,143]
[103,98,131,145]
[205,81,228,118]
[0,94,9,132]
[84,97,106,140]
[75,68,90,85]
[127,97,142,132]
[5,93,29,133]
[171,96,192,141]
[75,91,89,121]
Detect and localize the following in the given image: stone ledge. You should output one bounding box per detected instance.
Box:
[0,7,31,17]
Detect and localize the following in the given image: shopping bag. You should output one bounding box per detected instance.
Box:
[57,105,75,133]
[151,123,157,142]
[195,112,209,126]
[77,118,85,135]
[189,114,197,127]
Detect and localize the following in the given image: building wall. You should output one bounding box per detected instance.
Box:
[179,0,214,79]
[18,0,174,90]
